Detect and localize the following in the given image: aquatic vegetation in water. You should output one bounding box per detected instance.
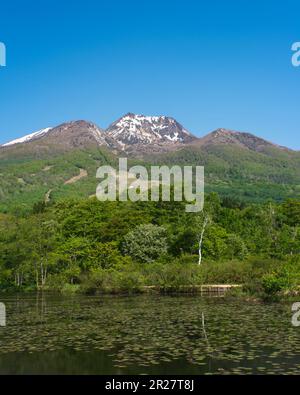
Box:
[0,295,299,375]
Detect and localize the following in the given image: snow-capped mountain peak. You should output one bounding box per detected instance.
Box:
[1,121,107,149]
[2,127,52,147]
[106,113,195,146]
[0,114,196,153]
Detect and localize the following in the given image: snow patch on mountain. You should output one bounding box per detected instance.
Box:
[2,127,52,147]
[87,124,105,145]
[106,113,194,146]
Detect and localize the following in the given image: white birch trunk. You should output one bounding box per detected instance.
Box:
[198,216,208,265]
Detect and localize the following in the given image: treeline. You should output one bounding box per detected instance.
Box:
[0,194,299,296]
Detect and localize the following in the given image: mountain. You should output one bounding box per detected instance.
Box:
[1,114,196,157]
[0,114,299,212]
[48,121,106,147]
[106,113,196,149]
[0,121,107,159]
[1,118,290,156]
[193,128,290,153]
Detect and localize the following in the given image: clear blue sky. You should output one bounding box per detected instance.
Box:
[0,0,300,149]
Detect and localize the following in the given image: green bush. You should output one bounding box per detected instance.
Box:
[200,260,252,284]
[260,259,300,296]
[80,265,145,294]
[123,224,168,263]
[261,273,288,295]
[140,260,202,290]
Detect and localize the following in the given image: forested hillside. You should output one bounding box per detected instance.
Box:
[1,143,300,213]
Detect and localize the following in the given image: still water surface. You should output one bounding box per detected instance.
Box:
[0,294,299,375]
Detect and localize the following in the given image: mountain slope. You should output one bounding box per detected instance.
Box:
[193,128,290,154]
[146,133,300,203]
[0,121,107,160]
[0,115,299,212]
[2,127,53,147]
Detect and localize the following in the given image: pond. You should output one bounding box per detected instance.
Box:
[0,294,299,375]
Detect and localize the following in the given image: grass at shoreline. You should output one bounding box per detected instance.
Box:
[2,257,299,301]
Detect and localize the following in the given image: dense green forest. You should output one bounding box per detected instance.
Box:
[0,193,299,297]
[1,144,300,214]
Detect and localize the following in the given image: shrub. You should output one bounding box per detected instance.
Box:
[80,265,145,294]
[91,242,130,269]
[123,224,168,263]
[142,261,202,290]
[261,273,287,295]
[200,260,252,284]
